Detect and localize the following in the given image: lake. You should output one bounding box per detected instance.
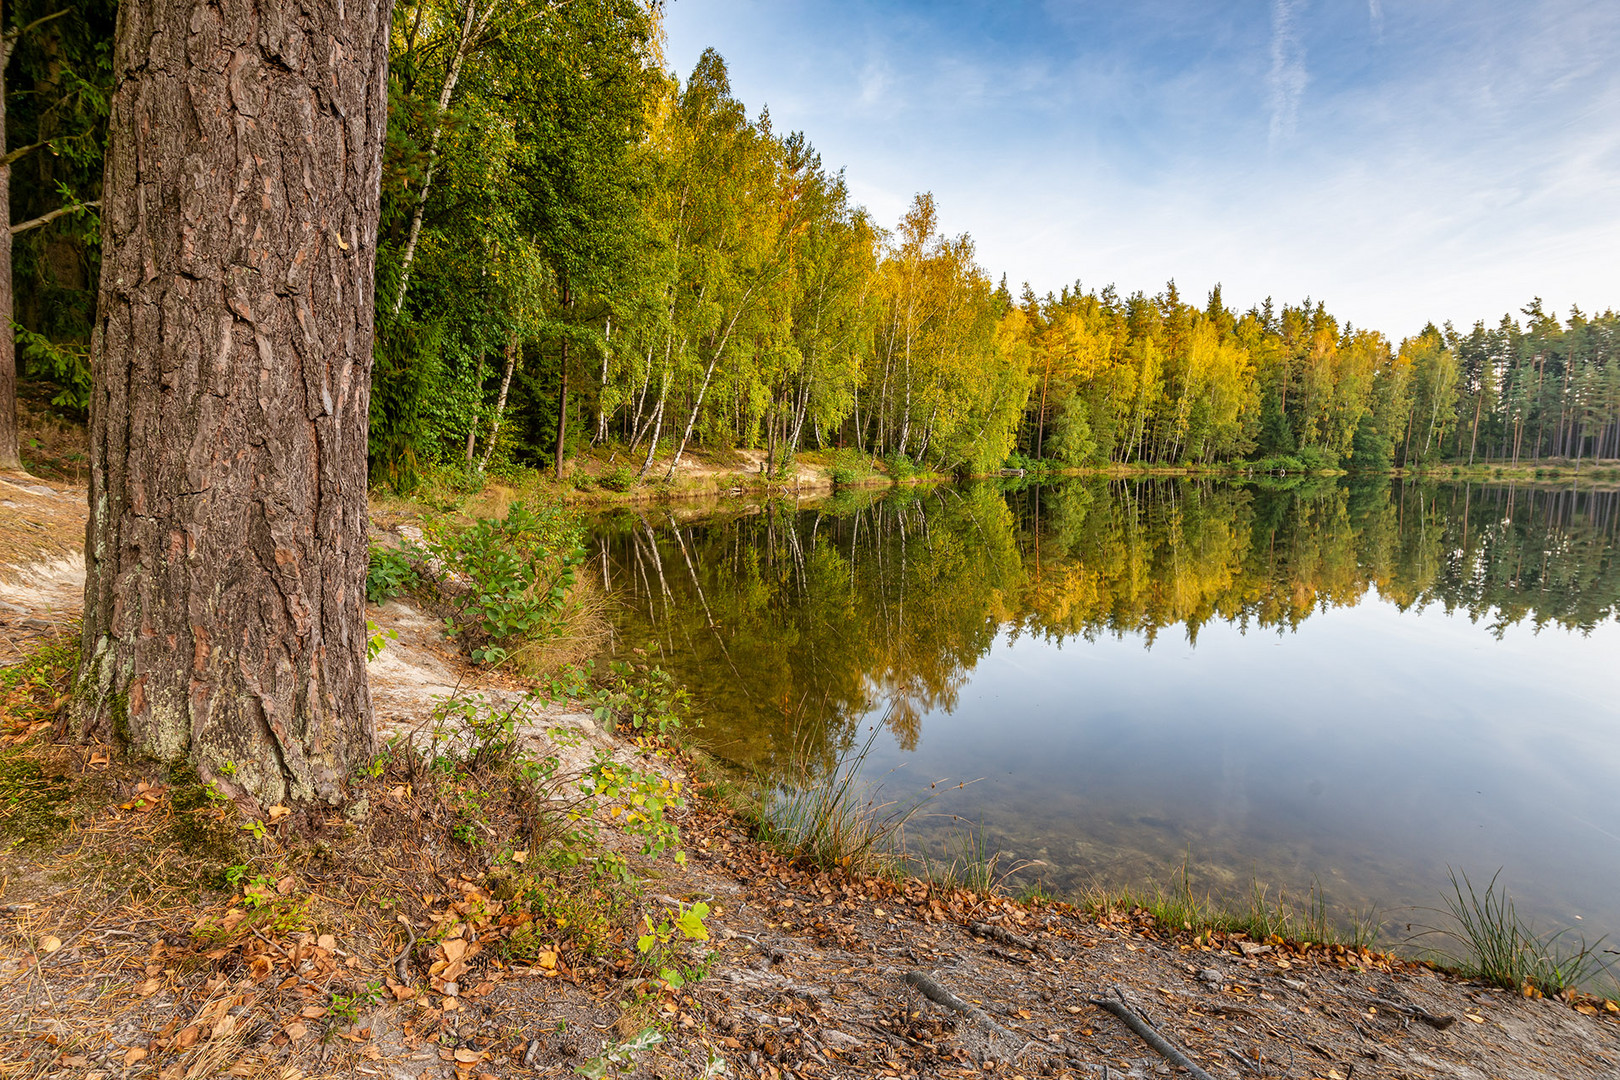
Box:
[590,477,1620,947]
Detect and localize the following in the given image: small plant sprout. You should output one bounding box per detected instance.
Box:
[574,1027,664,1079]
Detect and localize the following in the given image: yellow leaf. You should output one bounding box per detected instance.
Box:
[268,805,292,821]
[40,935,62,954]
[124,1048,148,1067]
[512,850,528,864]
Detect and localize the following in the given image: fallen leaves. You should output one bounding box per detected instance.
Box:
[119,782,166,812]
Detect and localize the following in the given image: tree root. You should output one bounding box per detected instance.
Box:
[1090,987,1217,1080]
[902,969,1013,1040]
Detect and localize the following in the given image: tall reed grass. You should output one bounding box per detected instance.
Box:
[1411,868,1617,996]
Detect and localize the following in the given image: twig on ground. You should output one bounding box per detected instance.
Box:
[394,916,418,983]
[1227,1046,1265,1075]
[1353,992,1456,1030]
[1090,986,1217,1080]
[901,969,1014,1041]
[970,921,1037,952]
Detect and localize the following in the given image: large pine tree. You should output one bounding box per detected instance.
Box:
[71,0,392,807]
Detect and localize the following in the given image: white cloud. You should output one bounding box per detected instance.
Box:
[1368,0,1384,42]
[1267,0,1308,144]
[858,57,892,109]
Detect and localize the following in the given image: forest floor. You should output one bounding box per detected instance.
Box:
[1,470,1619,1080]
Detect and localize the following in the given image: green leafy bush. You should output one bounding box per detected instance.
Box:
[883,453,919,481]
[366,544,419,605]
[1293,445,1340,472]
[588,660,691,736]
[426,501,587,664]
[828,449,877,488]
[598,465,637,492]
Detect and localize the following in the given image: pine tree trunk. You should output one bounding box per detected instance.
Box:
[71,0,392,809]
[0,13,21,474]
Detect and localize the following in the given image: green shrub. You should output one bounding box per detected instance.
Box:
[426,501,586,664]
[598,465,637,492]
[883,453,918,481]
[366,544,419,605]
[1293,445,1340,471]
[828,449,877,488]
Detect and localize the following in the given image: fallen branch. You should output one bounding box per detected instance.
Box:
[1354,992,1456,1030]
[902,969,1014,1040]
[1090,989,1217,1080]
[971,921,1037,951]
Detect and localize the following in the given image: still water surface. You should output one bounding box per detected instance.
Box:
[591,478,1620,942]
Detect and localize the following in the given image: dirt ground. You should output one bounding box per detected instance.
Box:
[1,472,1618,1080]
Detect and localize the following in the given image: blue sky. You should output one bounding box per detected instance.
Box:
[664,0,1620,338]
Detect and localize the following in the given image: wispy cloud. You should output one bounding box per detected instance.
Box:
[1268,0,1308,144]
[663,0,1620,332]
[858,58,892,108]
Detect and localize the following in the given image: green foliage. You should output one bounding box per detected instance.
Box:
[634,899,712,988]
[426,500,586,664]
[326,982,385,1027]
[574,1028,664,1080]
[584,659,691,737]
[883,453,920,481]
[369,316,448,492]
[827,449,878,487]
[1048,398,1097,466]
[597,464,637,492]
[366,544,420,604]
[6,0,116,411]
[579,755,685,865]
[13,327,92,411]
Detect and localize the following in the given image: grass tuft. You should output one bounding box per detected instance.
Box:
[1081,861,1381,949]
[1412,868,1617,996]
[755,723,929,877]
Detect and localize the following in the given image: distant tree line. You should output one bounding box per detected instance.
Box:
[5,0,1617,477]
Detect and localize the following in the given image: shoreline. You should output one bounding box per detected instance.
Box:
[1,470,1617,1080]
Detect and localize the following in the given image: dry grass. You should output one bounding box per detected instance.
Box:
[0,637,703,1080]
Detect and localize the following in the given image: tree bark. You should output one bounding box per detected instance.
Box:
[480,333,518,471]
[553,286,571,478]
[72,0,392,808]
[0,5,20,474]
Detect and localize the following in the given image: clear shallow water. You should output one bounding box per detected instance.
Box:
[591,478,1620,942]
